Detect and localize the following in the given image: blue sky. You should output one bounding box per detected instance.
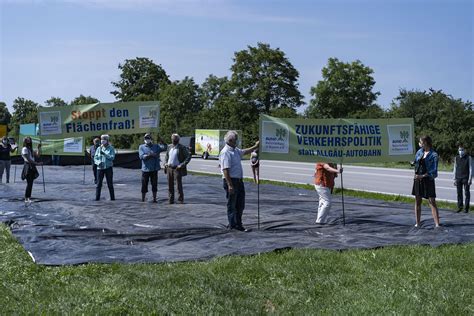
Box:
[1,0,472,113]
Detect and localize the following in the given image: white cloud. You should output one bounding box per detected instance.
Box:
[3,0,320,25]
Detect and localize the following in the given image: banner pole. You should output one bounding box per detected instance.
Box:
[340,162,345,226]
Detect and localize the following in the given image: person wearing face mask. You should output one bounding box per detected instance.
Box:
[453,143,472,213]
[138,133,167,203]
[87,138,100,184]
[219,131,259,232]
[164,134,191,204]
[411,135,440,228]
[94,134,116,201]
[20,137,42,205]
[0,136,17,183]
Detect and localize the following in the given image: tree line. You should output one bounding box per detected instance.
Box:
[0,42,472,162]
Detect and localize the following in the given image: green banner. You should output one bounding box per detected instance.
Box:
[38,101,160,138]
[259,115,415,163]
[17,135,85,156]
[195,129,243,156]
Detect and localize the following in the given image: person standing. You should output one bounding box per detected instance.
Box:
[20,137,42,205]
[0,136,17,183]
[219,131,259,231]
[88,138,100,184]
[94,134,116,201]
[250,149,259,184]
[314,162,343,224]
[412,135,440,228]
[164,134,191,204]
[139,133,167,203]
[453,143,472,213]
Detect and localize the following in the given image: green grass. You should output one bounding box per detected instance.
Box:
[0,224,472,314]
[348,161,454,172]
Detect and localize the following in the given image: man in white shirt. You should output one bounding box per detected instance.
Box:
[219,130,259,231]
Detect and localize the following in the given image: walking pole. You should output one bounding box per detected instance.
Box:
[340,162,345,226]
[83,151,86,184]
[40,140,45,192]
[257,176,260,230]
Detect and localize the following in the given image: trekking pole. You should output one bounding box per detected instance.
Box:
[340,162,345,226]
[83,151,86,184]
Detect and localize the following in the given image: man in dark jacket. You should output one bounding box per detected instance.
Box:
[164,134,191,204]
[453,143,472,213]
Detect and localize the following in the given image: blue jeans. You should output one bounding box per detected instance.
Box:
[223,178,245,228]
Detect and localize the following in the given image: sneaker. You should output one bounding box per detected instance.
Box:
[235,226,250,232]
[456,209,463,213]
[414,224,419,228]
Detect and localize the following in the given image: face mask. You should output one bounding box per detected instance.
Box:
[101,140,107,145]
[459,150,465,157]
[145,139,152,145]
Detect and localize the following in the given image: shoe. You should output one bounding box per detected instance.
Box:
[235,226,250,232]
[177,200,184,204]
[169,200,174,204]
[456,209,463,213]
[414,224,419,228]
[464,210,469,213]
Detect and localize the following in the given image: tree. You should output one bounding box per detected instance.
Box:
[70,95,100,105]
[9,98,40,136]
[159,77,201,138]
[45,97,67,107]
[230,42,304,114]
[388,88,473,161]
[305,58,380,118]
[0,102,12,125]
[195,75,260,146]
[111,57,170,101]
[199,75,230,109]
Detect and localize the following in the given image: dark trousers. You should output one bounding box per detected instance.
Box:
[223,178,245,228]
[25,173,35,199]
[142,171,158,193]
[52,155,60,166]
[456,179,471,212]
[96,167,115,200]
[167,168,184,202]
[92,164,98,184]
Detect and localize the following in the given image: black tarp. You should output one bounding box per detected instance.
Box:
[1,166,473,265]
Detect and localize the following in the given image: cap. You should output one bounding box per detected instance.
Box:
[144,133,151,139]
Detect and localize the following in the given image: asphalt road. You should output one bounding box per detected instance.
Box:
[186,156,472,204]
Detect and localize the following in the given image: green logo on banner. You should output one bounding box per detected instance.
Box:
[276,128,287,141]
[400,130,409,143]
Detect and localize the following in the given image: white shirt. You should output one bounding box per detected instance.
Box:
[22,147,35,163]
[167,147,180,167]
[219,144,243,179]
